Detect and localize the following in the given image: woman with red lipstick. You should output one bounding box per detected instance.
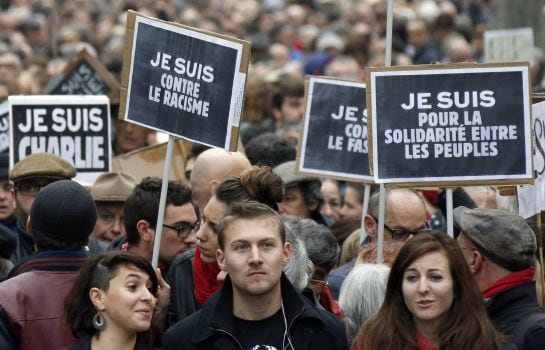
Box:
[64,252,159,350]
[352,231,502,350]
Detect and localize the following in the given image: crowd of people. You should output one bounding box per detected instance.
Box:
[0,0,545,349]
[0,148,542,349]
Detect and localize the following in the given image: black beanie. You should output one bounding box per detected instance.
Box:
[31,180,97,243]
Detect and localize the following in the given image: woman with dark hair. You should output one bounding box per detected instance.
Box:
[64,251,159,350]
[353,231,502,350]
[167,165,284,324]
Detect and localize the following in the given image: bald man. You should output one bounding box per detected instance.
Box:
[328,187,429,299]
[190,148,251,213]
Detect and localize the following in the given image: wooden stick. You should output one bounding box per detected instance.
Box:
[537,213,545,308]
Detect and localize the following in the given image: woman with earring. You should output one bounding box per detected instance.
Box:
[64,251,159,350]
[353,231,502,350]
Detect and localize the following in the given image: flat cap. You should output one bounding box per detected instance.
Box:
[273,161,321,187]
[91,172,137,202]
[453,206,536,271]
[10,153,76,183]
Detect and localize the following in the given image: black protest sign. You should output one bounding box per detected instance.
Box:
[0,101,9,153]
[298,77,372,182]
[120,11,250,151]
[45,49,120,104]
[367,63,533,185]
[9,95,111,185]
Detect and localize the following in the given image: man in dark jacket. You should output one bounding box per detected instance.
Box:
[162,201,347,350]
[455,206,545,349]
[9,152,76,264]
[0,180,97,350]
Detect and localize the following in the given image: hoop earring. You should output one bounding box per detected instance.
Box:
[93,310,106,331]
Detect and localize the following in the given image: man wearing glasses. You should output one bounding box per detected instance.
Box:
[121,177,198,272]
[328,188,429,299]
[9,153,76,264]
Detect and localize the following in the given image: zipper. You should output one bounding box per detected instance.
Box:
[211,327,243,349]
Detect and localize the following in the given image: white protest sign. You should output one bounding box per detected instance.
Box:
[9,95,111,185]
[518,100,545,218]
[484,28,534,63]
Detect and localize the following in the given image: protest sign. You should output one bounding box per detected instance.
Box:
[367,63,533,186]
[298,76,373,182]
[518,100,545,218]
[45,49,120,104]
[0,101,9,153]
[120,11,250,151]
[9,95,111,185]
[484,28,534,63]
[112,139,192,184]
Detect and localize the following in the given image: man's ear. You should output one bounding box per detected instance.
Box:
[208,180,220,199]
[363,214,376,237]
[217,248,227,271]
[470,250,484,274]
[136,219,153,243]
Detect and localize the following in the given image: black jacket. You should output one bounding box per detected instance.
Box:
[486,281,545,347]
[9,224,34,265]
[63,334,157,350]
[161,274,348,350]
[165,249,199,326]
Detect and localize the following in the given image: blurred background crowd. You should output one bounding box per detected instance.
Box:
[1,0,544,156]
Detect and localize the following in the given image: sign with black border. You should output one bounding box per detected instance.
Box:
[119,11,250,151]
[367,63,533,186]
[9,95,111,185]
[298,76,373,182]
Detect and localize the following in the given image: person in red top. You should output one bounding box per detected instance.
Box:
[353,231,501,350]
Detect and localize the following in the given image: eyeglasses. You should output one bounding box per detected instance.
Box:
[163,220,200,239]
[309,279,328,287]
[372,217,431,241]
[14,181,54,196]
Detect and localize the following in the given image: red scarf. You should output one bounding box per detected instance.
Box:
[319,285,344,321]
[482,266,535,299]
[193,245,221,306]
[415,331,437,350]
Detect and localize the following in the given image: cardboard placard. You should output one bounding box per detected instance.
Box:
[367,63,533,186]
[0,101,9,153]
[297,76,373,182]
[44,49,120,104]
[9,95,112,185]
[112,139,191,184]
[484,28,534,63]
[119,11,250,151]
[518,100,545,218]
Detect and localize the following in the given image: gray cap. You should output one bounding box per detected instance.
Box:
[453,206,536,271]
[10,153,76,183]
[273,161,321,188]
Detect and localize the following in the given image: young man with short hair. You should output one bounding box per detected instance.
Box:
[162,201,347,349]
